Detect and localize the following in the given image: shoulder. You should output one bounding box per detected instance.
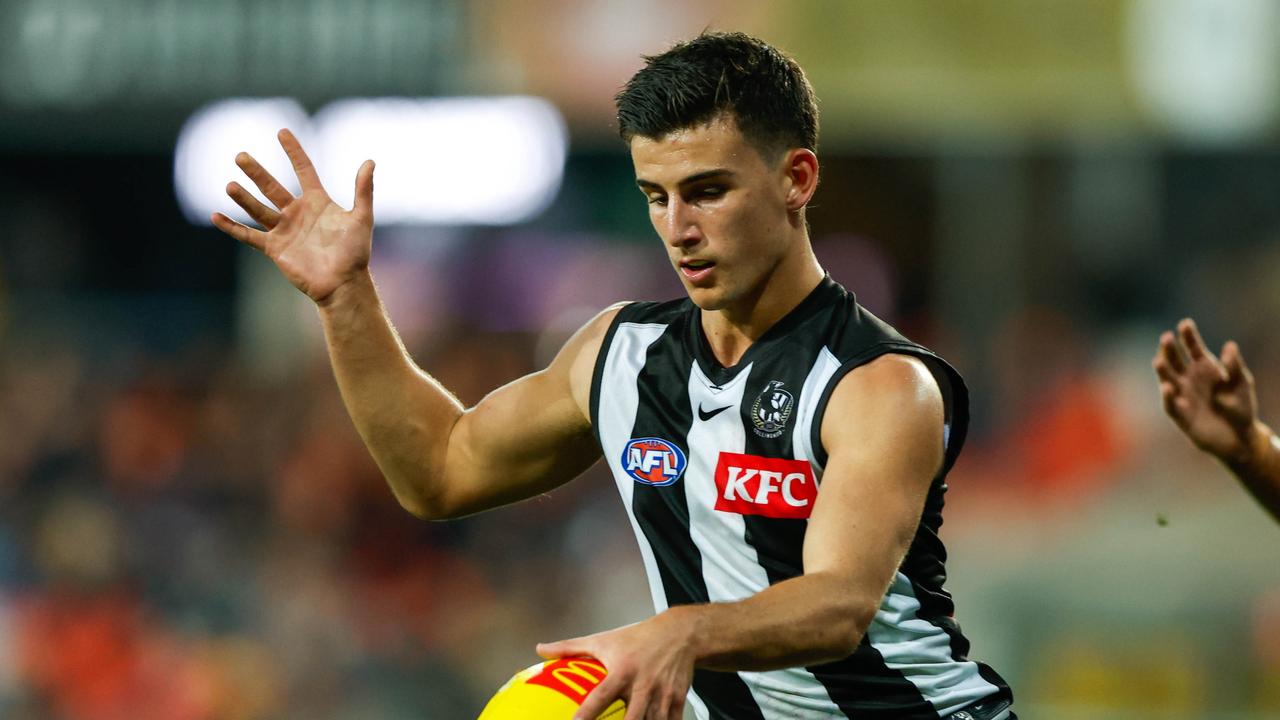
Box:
[820,353,944,452]
[565,301,629,373]
[560,302,630,418]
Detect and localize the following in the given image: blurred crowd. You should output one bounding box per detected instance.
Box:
[1,151,1280,719]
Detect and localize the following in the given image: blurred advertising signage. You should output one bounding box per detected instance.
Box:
[174,97,568,226]
[0,0,462,108]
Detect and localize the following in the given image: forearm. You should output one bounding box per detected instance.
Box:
[317,269,463,518]
[671,571,877,673]
[1225,421,1280,523]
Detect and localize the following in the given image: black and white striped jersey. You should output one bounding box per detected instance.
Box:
[589,276,1012,719]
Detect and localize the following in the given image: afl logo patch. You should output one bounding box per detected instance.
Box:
[621,437,686,486]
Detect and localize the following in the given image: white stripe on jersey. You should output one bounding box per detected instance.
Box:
[791,347,841,471]
[598,322,672,616]
[686,690,710,720]
[866,573,1001,715]
[686,362,847,719]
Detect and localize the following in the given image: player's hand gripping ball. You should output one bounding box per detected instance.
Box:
[478,657,625,719]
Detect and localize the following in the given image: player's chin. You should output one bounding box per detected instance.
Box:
[683,283,729,311]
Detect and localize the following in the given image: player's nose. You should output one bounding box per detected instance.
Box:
[663,198,702,249]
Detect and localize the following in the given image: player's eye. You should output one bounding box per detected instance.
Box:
[689,185,726,202]
[646,194,668,206]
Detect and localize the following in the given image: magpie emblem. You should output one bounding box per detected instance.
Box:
[751,380,794,439]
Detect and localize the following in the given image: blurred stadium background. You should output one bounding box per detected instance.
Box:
[2,0,1280,717]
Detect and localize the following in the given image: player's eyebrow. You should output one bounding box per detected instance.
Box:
[635,168,734,192]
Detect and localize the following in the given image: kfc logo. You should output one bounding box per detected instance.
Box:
[713,452,817,519]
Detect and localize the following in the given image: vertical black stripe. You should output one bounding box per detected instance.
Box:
[738,351,938,717]
[627,320,766,720]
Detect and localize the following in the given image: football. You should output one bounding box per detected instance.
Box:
[477,657,625,719]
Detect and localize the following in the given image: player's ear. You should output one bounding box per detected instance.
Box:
[783,148,819,212]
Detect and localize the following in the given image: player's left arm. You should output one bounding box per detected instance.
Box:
[538,353,943,720]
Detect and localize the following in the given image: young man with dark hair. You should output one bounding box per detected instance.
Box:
[214,31,1013,720]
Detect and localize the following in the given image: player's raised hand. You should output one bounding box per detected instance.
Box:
[1154,318,1259,463]
[212,129,375,305]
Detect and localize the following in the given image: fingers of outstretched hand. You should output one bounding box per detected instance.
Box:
[278,128,323,191]
[1222,340,1255,387]
[226,182,281,229]
[234,152,294,209]
[353,159,375,219]
[1178,318,1210,361]
[1158,379,1180,418]
[1159,332,1187,374]
[1152,351,1177,384]
[211,212,267,252]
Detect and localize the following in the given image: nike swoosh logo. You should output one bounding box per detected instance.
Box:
[698,404,733,422]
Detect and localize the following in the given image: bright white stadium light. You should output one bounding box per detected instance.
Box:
[174,96,568,226]
[312,96,567,225]
[173,98,312,226]
[1128,0,1280,144]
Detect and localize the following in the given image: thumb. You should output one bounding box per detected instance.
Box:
[536,637,593,661]
[353,159,375,218]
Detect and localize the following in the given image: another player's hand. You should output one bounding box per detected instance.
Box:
[537,610,695,720]
[1154,318,1261,465]
[211,129,375,305]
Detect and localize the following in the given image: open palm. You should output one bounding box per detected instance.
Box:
[211,129,375,304]
[1154,319,1257,462]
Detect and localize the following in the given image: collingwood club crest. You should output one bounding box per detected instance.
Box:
[751,380,794,439]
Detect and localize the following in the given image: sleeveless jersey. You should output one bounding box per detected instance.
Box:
[589,276,1012,719]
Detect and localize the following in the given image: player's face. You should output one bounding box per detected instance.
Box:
[630,115,797,312]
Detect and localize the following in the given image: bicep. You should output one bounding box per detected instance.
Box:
[803,355,945,602]
[434,306,622,517]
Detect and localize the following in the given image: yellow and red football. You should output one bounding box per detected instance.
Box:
[477,657,625,719]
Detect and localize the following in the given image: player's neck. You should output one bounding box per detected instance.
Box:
[700,247,824,368]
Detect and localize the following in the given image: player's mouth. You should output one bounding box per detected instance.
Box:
[679,258,717,283]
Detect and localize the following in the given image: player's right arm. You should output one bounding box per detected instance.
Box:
[1154,318,1280,522]
[213,129,613,520]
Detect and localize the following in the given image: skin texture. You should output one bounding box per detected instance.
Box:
[1154,317,1280,522]
[214,121,949,720]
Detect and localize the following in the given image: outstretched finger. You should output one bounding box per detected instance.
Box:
[1158,331,1187,375]
[226,182,281,229]
[1222,341,1254,388]
[353,159,375,219]
[235,152,294,209]
[278,128,324,192]
[1159,380,1179,417]
[1153,356,1177,386]
[1178,318,1212,362]
[211,212,268,253]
